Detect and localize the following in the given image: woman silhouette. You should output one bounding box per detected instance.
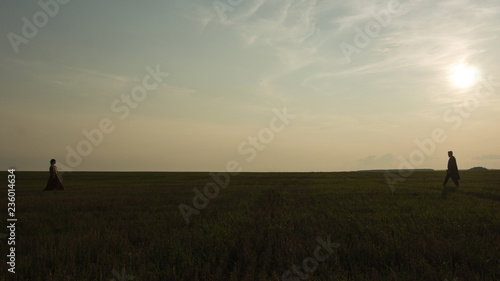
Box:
[44,159,64,191]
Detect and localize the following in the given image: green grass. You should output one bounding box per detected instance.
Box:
[1,171,499,280]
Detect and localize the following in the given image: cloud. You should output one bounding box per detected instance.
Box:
[473,154,500,161]
[173,1,216,33]
[195,0,330,104]
[301,0,500,99]
[158,83,196,97]
[178,0,500,114]
[5,58,136,95]
[357,153,395,169]
[225,0,267,23]
[224,0,321,47]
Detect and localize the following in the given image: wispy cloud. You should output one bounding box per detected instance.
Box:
[5,58,136,95]
[473,155,500,161]
[158,83,196,98]
[357,153,395,169]
[173,1,216,33]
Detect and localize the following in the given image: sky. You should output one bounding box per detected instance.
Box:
[1,0,500,172]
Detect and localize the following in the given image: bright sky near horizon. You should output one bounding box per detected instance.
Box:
[1,0,500,172]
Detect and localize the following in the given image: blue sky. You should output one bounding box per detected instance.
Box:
[1,0,500,171]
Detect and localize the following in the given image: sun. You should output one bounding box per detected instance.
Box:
[449,64,479,89]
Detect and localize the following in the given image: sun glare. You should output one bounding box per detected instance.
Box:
[450,64,478,89]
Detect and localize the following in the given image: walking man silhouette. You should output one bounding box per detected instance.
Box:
[443,151,460,187]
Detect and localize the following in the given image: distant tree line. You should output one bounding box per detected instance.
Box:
[469,167,488,171]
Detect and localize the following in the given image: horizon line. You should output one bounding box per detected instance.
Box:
[6,168,497,173]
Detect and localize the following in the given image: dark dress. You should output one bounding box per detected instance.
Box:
[44,165,64,191]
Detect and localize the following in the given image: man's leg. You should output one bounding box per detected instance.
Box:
[451,176,459,187]
[443,174,450,186]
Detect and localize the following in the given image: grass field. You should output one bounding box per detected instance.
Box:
[1,171,499,281]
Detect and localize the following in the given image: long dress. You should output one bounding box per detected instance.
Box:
[44,165,64,191]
